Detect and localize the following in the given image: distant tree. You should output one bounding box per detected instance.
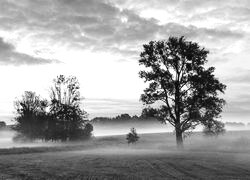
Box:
[126,127,139,144]
[140,107,159,119]
[116,113,131,120]
[91,113,159,125]
[0,121,6,129]
[49,75,92,141]
[13,91,48,140]
[225,122,245,127]
[139,36,226,148]
[132,115,139,119]
[203,120,225,137]
[91,117,112,124]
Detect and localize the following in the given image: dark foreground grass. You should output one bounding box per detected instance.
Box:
[1,131,250,179]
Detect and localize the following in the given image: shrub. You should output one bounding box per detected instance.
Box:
[126,127,139,144]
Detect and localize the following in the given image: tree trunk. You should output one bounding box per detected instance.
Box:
[175,127,184,149]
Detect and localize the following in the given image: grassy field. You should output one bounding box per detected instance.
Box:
[1,131,250,179]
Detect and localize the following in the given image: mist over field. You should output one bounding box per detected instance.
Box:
[0,129,62,148]
[0,129,16,148]
[1,128,250,152]
[93,121,250,136]
[1,120,250,150]
[92,120,173,136]
[1,122,250,179]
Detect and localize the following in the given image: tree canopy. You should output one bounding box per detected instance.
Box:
[139,36,226,147]
[49,75,90,141]
[13,75,93,142]
[14,91,48,140]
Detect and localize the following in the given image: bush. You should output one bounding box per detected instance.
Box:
[126,127,139,144]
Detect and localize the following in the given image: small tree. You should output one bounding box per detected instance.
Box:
[126,128,139,144]
[203,120,225,137]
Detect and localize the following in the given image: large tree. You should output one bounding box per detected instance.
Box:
[139,36,226,148]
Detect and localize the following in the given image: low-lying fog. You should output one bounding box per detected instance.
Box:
[0,129,16,148]
[1,122,250,149]
[93,122,250,136]
[0,129,65,148]
[93,121,174,136]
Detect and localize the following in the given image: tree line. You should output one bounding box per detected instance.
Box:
[91,111,158,124]
[13,75,93,142]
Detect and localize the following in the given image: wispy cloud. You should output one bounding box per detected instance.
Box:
[0,0,247,61]
[83,98,142,118]
[0,37,59,65]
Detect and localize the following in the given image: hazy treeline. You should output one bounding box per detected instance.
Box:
[13,75,93,142]
[91,110,157,124]
[225,122,250,127]
[90,113,249,129]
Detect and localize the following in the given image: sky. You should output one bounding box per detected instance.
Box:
[0,0,249,124]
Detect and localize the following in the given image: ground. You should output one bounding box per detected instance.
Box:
[1,131,250,179]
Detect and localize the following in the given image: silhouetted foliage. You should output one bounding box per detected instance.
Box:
[13,75,93,142]
[0,121,6,129]
[91,113,156,124]
[141,107,159,119]
[47,75,92,141]
[81,123,94,139]
[203,120,225,137]
[139,36,226,148]
[225,122,245,127]
[126,127,139,144]
[13,91,48,140]
[50,75,81,106]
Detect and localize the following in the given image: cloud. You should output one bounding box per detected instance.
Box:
[82,98,142,118]
[0,37,58,65]
[159,23,244,40]
[223,92,250,122]
[223,70,250,84]
[190,7,250,23]
[0,0,246,61]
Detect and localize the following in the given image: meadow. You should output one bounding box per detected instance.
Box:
[1,131,250,179]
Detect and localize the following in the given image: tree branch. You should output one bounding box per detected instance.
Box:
[159,79,176,122]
